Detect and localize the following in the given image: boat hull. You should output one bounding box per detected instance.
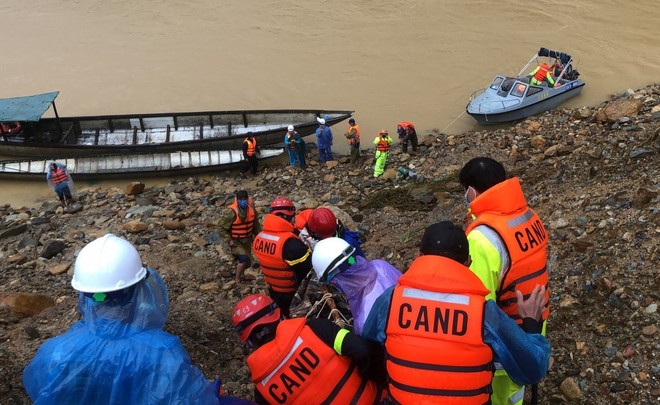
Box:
[0,149,284,181]
[0,109,352,158]
[467,83,584,124]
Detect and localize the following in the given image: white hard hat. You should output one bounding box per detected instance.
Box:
[287,125,294,132]
[317,117,326,125]
[72,234,147,293]
[312,237,355,282]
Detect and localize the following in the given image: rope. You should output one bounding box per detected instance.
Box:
[439,110,466,136]
[305,292,333,319]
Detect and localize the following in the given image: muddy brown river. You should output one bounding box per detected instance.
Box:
[2,0,659,208]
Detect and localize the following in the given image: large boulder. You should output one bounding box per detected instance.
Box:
[595,99,643,123]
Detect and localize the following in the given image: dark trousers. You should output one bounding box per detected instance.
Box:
[241,155,258,175]
[401,135,418,153]
[350,142,360,164]
[269,289,295,318]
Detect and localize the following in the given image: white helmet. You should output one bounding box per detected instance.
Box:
[72,234,147,293]
[317,117,326,125]
[287,125,294,132]
[312,237,356,282]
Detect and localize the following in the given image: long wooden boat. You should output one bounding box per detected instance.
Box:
[0,148,284,180]
[0,92,353,158]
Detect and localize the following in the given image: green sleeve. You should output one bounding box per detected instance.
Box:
[467,229,502,301]
[218,209,235,241]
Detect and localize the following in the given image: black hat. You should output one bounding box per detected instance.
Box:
[348,118,355,124]
[236,190,248,199]
[419,221,469,263]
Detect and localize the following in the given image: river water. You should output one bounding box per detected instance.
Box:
[2,0,659,208]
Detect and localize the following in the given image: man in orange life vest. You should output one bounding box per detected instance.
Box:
[232,293,385,405]
[46,162,75,210]
[529,63,556,87]
[252,197,313,317]
[241,132,261,176]
[396,121,418,153]
[362,221,550,404]
[219,190,261,284]
[460,157,550,405]
[344,118,360,165]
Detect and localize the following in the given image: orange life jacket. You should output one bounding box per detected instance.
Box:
[533,64,550,82]
[228,197,256,239]
[346,124,360,145]
[385,255,494,404]
[294,209,313,233]
[248,318,381,405]
[466,177,550,324]
[397,121,415,131]
[375,136,390,152]
[286,132,297,151]
[253,214,298,293]
[244,137,257,156]
[50,167,68,185]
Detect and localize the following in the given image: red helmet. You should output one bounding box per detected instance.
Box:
[269,197,295,218]
[232,293,280,342]
[307,207,338,240]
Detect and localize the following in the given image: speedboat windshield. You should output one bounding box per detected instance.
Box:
[490,76,504,90]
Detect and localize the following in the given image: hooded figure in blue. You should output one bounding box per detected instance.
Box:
[23,234,253,405]
[315,116,334,162]
[311,237,401,335]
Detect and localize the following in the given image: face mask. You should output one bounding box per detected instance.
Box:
[238,200,249,210]
[465,187,476,207]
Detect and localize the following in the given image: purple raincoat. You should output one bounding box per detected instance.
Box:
[330,256,401,335]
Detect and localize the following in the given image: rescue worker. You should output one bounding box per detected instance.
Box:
[396,121,418,153]
[315,117,333,163]
[344,117,360,164]
[362,221,551,404]
[294,130,306,169]
[312,237,401,335]
[241,132,260,176]
[252,197,313,317]
[46,161,75,211]
[460,156,550,405]
[219,190,261,284]
[372,129,392,177]
[304,207,364,257]
[23,234,250,405]
[529,62,555,87]
[232,293,385,405]
[284,125,300,168]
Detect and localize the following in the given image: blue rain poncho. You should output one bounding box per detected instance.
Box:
[330,256,401,335]
[23,269,234,405]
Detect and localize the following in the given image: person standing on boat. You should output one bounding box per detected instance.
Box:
[460,157,550,405]
[529,63,555,87]
[396,121,418,153]
[241,132,260,176]
[372,129,392,178]
[219,190,261,284]
[344,118,361,165]
[46,161,75,212]
[315,117,334,163]
[284,125,300,168]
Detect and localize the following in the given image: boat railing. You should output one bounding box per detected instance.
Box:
[468,88,487,101]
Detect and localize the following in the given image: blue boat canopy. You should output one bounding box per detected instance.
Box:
[0,91,59,122]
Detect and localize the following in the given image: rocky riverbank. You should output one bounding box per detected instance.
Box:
[1,84,658,404]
